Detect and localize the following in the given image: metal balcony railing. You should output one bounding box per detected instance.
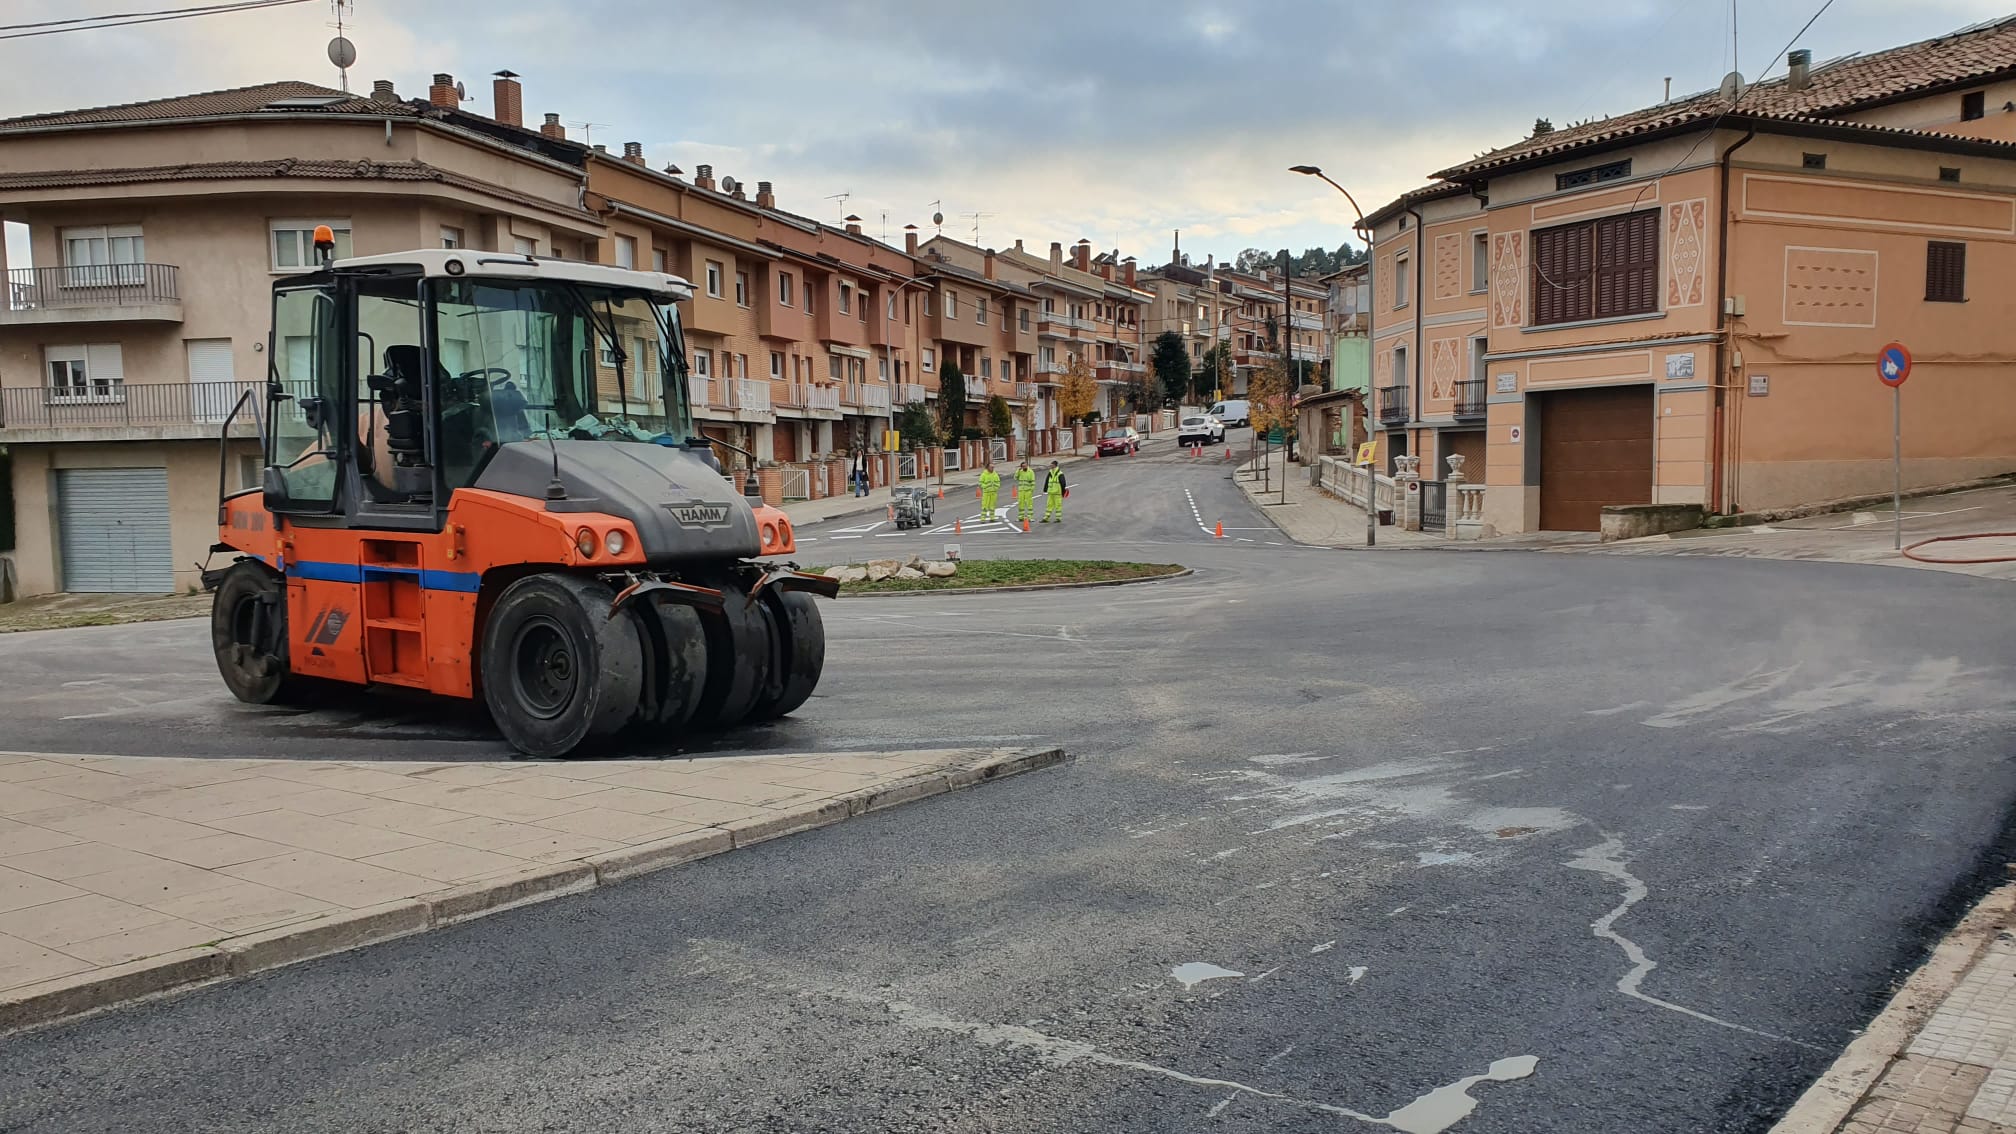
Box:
[687,375,711,407]
[809,385,842,413]
[773,380,806,408]
[6,263,180,311]
[1014,382,1036,400]
[1378,384,1410,425]
[731,378,771,415]
[1453,377,1487,420]
[1035,359,1067,375]
[861,384,891,414]
[898,382,927,405]
[1038,310,1092,331]
[0,378,308,432]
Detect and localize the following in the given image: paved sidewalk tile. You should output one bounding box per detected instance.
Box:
[0,748,1057,1018]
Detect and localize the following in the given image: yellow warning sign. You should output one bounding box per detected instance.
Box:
[882,430,902,452]
[1355,441,1378,466]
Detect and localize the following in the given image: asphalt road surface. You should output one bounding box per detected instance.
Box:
[4,430,2014,1133]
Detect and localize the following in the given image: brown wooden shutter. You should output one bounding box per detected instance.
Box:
[1927,241,1967,302]
[1594,211,1658,319]
[1531,221,1597,326]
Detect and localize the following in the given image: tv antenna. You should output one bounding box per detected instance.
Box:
[825,192,852,218]
[963,211,995,244]
[880,211,889,242]
[325,0,356,93]
[568,121,609,146]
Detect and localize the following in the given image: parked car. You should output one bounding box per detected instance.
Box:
[1096,426,1141,456]
[1206,399,1251,427]
[1177,414,1225,447]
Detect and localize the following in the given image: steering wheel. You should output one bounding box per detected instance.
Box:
[458,367,513,390]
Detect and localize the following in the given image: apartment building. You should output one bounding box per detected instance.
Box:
[907,232,1039,432]
[1323,262,1371,397]
[995,239,1148,421]
[1363,17,2016,533]
[0,76,604,596]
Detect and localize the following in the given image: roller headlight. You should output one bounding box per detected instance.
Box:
[605,529,627,557]
[575,528,597,558]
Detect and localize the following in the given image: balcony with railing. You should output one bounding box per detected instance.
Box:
[0,378,290,441]
[899,382,927,405]
[1035,358,1068,377]
[1453,377,1486,421]
[687,374,713,409]
[1288,311,1322,331]
[859,384,892,415]
[1037,309,1092,332]
[808,384,842,414]
[2,264,183,326]
[1014,381,1037,401]
[773,380,807,408]
[1377,384,1410,426]
[727,378,773,420]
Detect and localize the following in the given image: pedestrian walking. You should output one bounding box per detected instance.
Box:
[1014,460,1037,525]
[852,450,871,497]
[979,464,1001,520]
[1042,460,1067,524]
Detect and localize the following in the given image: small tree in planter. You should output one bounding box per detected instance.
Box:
[1058,357,1096,450]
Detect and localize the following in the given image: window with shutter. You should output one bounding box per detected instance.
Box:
[1530,210,1658,326]
[1926,241,1967,302]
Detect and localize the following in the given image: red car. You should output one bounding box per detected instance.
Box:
[1096,427,1141,456]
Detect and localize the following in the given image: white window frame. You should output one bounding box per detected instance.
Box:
[60,224,146,286]
[651,248,667,273]
[1394,254,1411,309]
[44,343,125,402]
[839,282,852,315]
[922,348,936,372]
[1471,232,1489,294]
[980,357,993,379]
[440,226,464,250]
[887,292,897,320]
[946,290,958,319]
[976,297,988,325]
[271,219,352,272]
[737,353,749,381]
[704,260,723,298]
[691,349,712,378]
[735,271,750,307]
[779,272,794,307]
[878,356,890,381]
[770,351,784,380]
[614,234,637,269]
[514,235,539,256]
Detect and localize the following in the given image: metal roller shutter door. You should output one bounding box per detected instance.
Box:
[58,467,174,592]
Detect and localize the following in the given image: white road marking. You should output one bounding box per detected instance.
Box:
[830,535,863,540]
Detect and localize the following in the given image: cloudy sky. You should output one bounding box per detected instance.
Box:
[3,0,2009,268]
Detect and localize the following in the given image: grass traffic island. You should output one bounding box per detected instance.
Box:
[0,591,211,634]
[821,558,1185,594]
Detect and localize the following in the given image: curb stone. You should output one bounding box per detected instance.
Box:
[838,566,1192,599]
[1769,883,2016,1133]
[0,746,1068,1036]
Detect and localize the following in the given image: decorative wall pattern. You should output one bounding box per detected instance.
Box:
[1428,337,1461,401]
[1784,246,1878,327]
[1375,345,1393,390]
[1433,234,1462,300]
[1490,232,1524,328]
[1665,200,1707,308]
[1376,255,1394,312]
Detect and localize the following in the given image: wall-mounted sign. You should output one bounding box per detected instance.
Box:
[1665,352,1697,380]
[1495,372,1517,394]
[1508,426,1523,443]
[1748,374,1769,397]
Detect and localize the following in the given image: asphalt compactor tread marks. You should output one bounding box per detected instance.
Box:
[201,244,835,758]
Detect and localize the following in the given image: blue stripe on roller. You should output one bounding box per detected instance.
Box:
[287,560,479,592]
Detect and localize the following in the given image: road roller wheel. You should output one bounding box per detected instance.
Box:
[632,595,708,731]
[747,589,825,721]
[690,584,769,729]
[481,574,643,758]
[211,561,311,706]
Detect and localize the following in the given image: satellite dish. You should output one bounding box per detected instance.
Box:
[1717,70,1745,101]
[326,36,356,69]
[722,176,740,193]
[454,81,468,101]
[932,211,944,227]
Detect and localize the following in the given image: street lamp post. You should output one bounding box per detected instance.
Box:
[1291,164,1375,549]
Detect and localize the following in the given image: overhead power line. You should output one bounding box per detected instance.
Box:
[0,0,314,41]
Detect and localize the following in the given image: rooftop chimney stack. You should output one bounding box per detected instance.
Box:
[1050,241,1063,269]
[1532,118,1554,137]
[1124,258,1136,288]
[983,249,996,279]
[904,224,920,255]
[1788,48,1812,92]
[845,214,863,236]
[730,179,746,200]
[540,112,565,140]
[592,144,607,154]
[694,164,716,191]
[429,73,458,109]
[492,70,522,127]
[756,181,776,208]
[1074,241,1091,272]
[370,79,398,104]
[622,141,645,165]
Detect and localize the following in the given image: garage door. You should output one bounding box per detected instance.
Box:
[58,467,173,592]
[1538,386,1653,531]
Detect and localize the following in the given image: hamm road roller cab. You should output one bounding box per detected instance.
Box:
[205,234,833,757]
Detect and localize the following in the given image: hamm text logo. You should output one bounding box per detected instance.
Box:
[664,501,733,529]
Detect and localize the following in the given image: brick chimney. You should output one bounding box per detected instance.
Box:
[1787,48,1812,92]
[1049,241,1063,269]
[730,179,747,200]
[904,225,919,255]
[429,73,458,109]
[983,249,996,279]
[845,214,863,236]
[1124,258,1136,287]
[694,164,716,191]
[370,79,398,104]
[622,141,645,165]
[491,70,522,127]
[756,181,776,208]
[1074,241,1091,272]
[540,113,565,140]
[592,143,607,154]
[1097,260,1112,281]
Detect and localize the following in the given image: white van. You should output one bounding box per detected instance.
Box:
[1206,399,1250,427]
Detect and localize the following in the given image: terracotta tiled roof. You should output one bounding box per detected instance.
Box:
[0,81,418,131]
[1435,15,2016,179]
[0,159,590,217]
[1362,181,1470,226]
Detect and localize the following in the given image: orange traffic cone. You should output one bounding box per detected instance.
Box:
[954,518,962,534]
[1023,518,1031,533]
[1214,521,1224,539]
[1224,447,1232,460]
[1093,447,1101,459]
[937,486,944,499]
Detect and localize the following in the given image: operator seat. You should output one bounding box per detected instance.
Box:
[367,344,445,501]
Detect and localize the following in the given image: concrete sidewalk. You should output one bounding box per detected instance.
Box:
[1230,448,1448,548]
[0,745,1063,1032]
[1775,886,2016,1133]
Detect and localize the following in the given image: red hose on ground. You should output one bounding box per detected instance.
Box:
[1901,532,2016,564]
